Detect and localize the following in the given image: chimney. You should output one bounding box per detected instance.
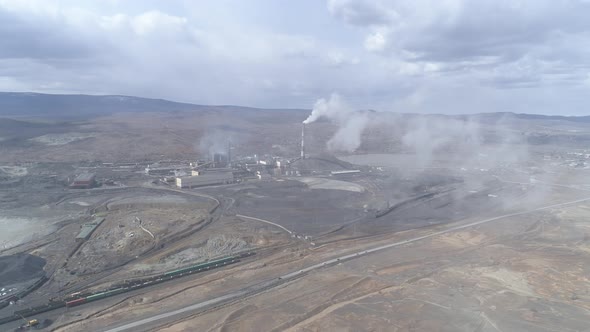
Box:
[301,123,306,159]
[227,141,232,167]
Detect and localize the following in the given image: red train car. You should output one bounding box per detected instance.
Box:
[65,297,86,307]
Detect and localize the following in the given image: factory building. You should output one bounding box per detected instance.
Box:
[145,166,187,176]
[213,153,229,168]
[176,171,234,188]
[206,167,234,173]
[70,173,96,189]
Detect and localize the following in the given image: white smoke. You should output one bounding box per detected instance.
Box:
[327,113,369,152]
[303,93,350,124]
[198,129,234,158]
[400,115,530,171]
[401,116,482,167]
[303,93,368,152]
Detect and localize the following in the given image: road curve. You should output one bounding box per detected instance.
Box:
[236,214,293,234]
[103,195,590,332]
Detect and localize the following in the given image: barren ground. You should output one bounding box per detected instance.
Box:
[2,109,590,331]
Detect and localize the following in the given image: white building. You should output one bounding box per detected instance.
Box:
[176,172,233,188]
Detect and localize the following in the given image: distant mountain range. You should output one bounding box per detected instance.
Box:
[0,92,588,122]
[460,112,590,123]
[0,92,306,119]
[0,92,205,118]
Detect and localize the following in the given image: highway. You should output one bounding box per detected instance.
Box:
[103,195,590,332]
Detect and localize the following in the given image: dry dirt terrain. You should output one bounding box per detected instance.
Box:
[2,99,590,331]
[45,181,590,332]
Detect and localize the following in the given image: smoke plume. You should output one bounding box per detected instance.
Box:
[197,128,235,158]
[303,93,350,124]
[401,115,530,169]
[327,113,369,152]
[303,93,368,152]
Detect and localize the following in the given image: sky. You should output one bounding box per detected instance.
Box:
[1,0,590,115]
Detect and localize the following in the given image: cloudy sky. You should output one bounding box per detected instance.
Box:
[1,0,590,115]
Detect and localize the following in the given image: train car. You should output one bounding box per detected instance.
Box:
[14,301,65,317]
[0,253,256,325]
[0,314,19,325]
[163,256,236,277]
[65,297,86,307]
[164,258,214,276]
[237,251,255,258]
[85,287,128,303]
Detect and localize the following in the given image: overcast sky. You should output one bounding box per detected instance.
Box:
[1,0,590,115]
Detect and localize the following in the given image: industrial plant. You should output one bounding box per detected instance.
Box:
[2,97,590,332]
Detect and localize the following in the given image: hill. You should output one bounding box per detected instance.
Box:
[0,92,307,119]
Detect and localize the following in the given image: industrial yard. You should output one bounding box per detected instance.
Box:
[4,1,590,330]
[1,99,590,331]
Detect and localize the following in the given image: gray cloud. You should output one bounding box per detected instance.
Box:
[0,8,96,59]
[0,1,589,115]
[0,1,368,108]
[329,1,590,60]
[327,0,394,26]
[327,0,590,114]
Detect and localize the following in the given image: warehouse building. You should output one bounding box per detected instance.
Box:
[76,218,105,242]
[70,173,96,189]
[176,172,234,188]
[330,170,361,176]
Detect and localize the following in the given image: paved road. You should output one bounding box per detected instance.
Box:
[104,291,248,332]
[493,175,590,193]
[103,195,590,332]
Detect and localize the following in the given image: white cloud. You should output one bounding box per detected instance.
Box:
[364,30,386,52]
[130,11,187,36]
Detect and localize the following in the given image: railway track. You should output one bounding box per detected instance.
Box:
[57,194,226,296]
[102,194,590,332]
[2,185,224,315]
[0,253,256,326]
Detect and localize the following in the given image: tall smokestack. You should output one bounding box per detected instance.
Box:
[301,123,306,159]
[227,141,232,167]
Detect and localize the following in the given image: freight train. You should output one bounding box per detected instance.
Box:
[0,252,254,326]
[63,254,251,307]
[0,276,49,312]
